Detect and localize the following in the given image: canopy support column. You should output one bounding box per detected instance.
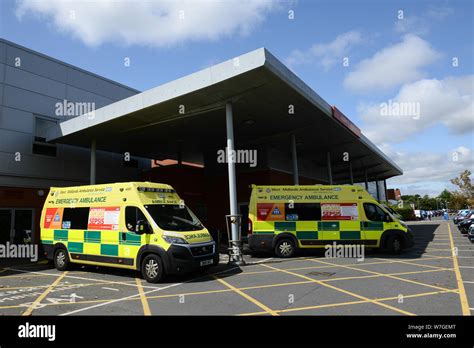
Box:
[364,170,368,190]
[327,152,333,184]
[226,102,243,265]
[375,176,380,202]
[90,138,96,185]
[291,134,299,185]
[349,161,354,185]
[177,140,183,165]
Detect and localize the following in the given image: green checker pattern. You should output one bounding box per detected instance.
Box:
[254,221,368,240]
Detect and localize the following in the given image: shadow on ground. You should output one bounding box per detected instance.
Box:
[0,223,441,283]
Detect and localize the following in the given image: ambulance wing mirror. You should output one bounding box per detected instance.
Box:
[136,220,151,234]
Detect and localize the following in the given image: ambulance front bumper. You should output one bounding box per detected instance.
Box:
[166,241,218,274]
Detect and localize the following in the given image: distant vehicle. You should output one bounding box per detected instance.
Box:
[454,210,473,224]
[468,225,474,243]
[458,214,474,234]
[414,210,427,220]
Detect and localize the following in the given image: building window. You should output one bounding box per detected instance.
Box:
[33,117,57,157]
[62,207,90,230]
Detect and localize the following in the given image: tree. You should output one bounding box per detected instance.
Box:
[451,192,468,210]
[437,189,454,209]
[438,189,453,202]
[450,170,474,208]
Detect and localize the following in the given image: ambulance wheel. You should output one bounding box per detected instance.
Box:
[386,235,403,255]
[141,254,165,283]
[275,238,295,258]
[54,248,70,271]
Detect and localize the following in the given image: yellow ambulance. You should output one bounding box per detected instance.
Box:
[40,182,218,283]
[248,185,414,257]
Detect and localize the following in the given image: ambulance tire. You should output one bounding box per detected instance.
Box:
[54,247,70,271]
[386,235,403,255]
[275,238,296,258]
[141,254,165,283]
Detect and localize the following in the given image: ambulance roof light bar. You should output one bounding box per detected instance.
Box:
[137,187,175,193]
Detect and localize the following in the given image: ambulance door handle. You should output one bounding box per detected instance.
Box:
[121,232,127,241]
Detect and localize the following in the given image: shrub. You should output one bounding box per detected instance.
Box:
[393,207,416,221]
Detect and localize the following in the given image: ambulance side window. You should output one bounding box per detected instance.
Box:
[363,203,388,222]
[125,206,147,232]
[62,207,89,230]
[284,203,321,221]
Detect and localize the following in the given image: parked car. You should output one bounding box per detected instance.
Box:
[414,210,427,220]
[453,210,472,224]
[468,225,474,243]
[457,214,474,234]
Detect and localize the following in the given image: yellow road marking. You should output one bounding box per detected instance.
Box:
[373,257,453,271]
[448,224,471,315]
[0,272,52,279]
[4,268,154,289]
[0,279,135,291]
[308,258,454,292]
[423,248,453,251]
[241,255,451,276]
[0,267,456,312]
[22,272,68,316]
[135,278,151,316]
[261,264,415,316]
[239,289,460,316]
[212,275,279,316]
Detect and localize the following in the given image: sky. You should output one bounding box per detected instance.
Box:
[0,0,473,197]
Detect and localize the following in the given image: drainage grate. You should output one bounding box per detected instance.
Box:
[306,271,336,277]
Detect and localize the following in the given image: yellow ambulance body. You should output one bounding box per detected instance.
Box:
[248,185,414,257]
[40,182,218,282]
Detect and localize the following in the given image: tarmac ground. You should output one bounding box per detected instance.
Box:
[0,220,472,316]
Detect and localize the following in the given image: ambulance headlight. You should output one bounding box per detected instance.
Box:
[399,220,408,229]
[163,235,188,244]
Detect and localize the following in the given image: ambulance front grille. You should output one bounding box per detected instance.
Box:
[190,244,214,257]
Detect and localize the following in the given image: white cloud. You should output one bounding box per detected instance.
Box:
[394,6,454,36]
[385,145,474,196]
[286,31,363,70]
[343,34,440,92]
[359,75,474,144]
[15,0,282,47]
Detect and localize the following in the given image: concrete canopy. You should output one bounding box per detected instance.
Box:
[46,48,402,183]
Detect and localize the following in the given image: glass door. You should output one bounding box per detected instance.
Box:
[0,209,13,244]
[0,209,34,244]
[13,209,34,244]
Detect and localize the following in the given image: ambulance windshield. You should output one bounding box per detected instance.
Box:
[144,204,203,231]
